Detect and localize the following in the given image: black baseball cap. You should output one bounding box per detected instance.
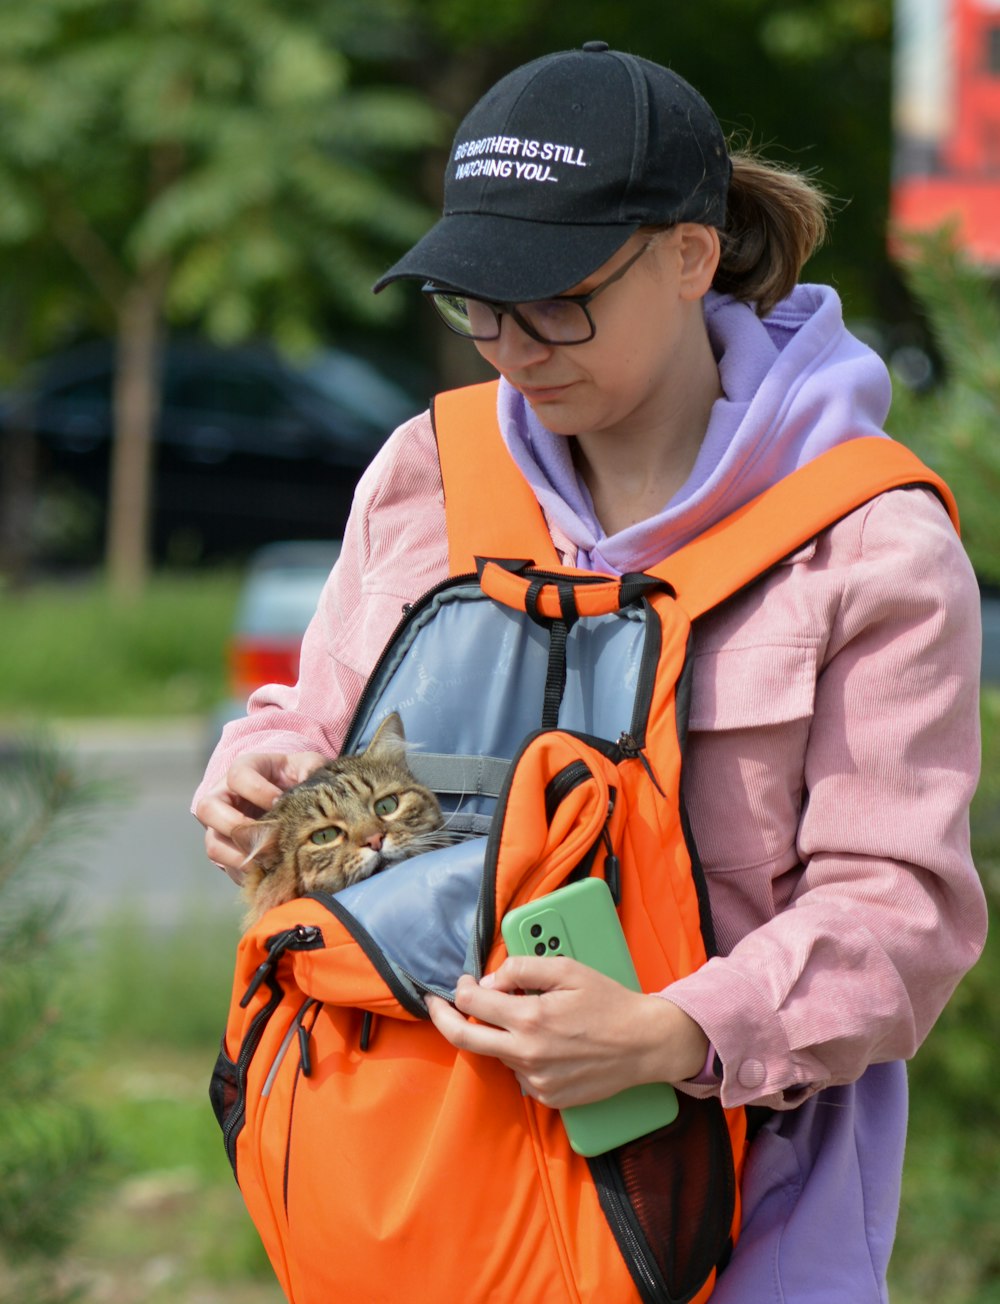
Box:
[373,42,731,302]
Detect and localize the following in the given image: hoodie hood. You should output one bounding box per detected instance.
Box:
[497,284,892,574]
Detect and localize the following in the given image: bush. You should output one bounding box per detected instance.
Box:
[0,742,109,1302]
[889,688,1000,1302]
[0,570,240,719]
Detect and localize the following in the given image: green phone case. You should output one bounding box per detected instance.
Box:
[501,878,679,1156]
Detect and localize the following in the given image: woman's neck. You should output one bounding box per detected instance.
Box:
[573,334,722,537]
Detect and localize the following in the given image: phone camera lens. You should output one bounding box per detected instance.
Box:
[530,924,543,938]
[549,937,560,950]
[534,942,546,956]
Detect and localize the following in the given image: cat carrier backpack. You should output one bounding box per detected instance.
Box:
[211,381,957,1304]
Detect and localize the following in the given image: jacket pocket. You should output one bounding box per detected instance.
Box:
[687,644,817,732]
[683,644,818,883]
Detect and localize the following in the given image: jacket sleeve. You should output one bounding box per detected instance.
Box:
[191,411,449,810]
[664,489,988,1110]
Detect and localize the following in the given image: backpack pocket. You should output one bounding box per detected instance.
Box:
[590,1093,738,1304]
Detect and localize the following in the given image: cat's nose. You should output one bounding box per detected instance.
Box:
[365,832,384,851]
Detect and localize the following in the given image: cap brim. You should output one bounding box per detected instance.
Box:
[373,213,640,301]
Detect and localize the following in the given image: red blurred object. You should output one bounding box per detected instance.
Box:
[208,541,343,747]
[227,638,303,698]
[892,0,1000,264]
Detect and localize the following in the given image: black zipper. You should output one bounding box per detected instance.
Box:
[470,728,543,977]
[623,596,663,750]
[598,809,621,904]
[616,731,667,798]
[303,891,428,1018]
[343,567,660,755]
[225,926,326,1170]
[342,573,482,752]
[473,736,623,976]
[589,1152,671,1304]
[240,925,325,1008]
[543,758,592,821]
[224,983,281,1170]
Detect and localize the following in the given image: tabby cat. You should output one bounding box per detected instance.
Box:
[234,713,447,926]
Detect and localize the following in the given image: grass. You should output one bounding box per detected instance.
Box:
[61,911,285,1304]
[0,570,242,720]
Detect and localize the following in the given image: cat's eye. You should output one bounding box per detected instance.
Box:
[310,826,344,845]
[373,795,400,817]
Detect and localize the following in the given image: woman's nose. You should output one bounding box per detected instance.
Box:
[476,313,553,371]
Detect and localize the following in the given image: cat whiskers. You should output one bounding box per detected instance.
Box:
[404,826,458,853]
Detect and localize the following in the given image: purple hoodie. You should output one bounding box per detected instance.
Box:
[499,285,903,1302]
[498,284,891,574]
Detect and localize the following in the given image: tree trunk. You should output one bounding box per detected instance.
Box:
[105,266,168,599]
[0,408,38,588]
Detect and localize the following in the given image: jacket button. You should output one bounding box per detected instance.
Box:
[737,1059,766,1090]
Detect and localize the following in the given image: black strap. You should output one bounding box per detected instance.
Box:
[618,572,674,607]
[524,577,546,624]
[526,580,580,729]
[541,619,569,729]
[475,556,534,579]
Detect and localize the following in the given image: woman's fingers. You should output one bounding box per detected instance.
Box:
[195,749,328,878]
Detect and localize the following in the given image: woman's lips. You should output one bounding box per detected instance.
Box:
[515,381,575,402]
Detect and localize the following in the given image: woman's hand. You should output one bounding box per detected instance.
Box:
[426,957,708,1107]
[195,751,328,881]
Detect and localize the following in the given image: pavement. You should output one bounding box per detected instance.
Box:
[5,715,242,933]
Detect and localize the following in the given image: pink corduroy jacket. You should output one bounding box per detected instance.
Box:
[195,411,987,1112]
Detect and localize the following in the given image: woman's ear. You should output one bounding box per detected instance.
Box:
[677,224,721,300]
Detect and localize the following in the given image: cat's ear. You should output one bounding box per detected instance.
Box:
[366,712,407,760]
[232,818,281,870]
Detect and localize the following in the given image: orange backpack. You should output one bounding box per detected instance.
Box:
[212,381,956,1304]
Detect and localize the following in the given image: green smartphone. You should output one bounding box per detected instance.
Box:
[500,878,679,1156]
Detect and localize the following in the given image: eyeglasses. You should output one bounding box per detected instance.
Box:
[421,242,653,346]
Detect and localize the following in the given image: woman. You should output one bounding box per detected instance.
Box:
[195,44,986,1300]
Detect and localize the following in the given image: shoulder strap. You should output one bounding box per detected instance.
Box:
[655,439,959,621]
[433,381,560,575]
[433,383,959,616]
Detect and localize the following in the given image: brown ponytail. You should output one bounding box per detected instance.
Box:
[712,151,831,316]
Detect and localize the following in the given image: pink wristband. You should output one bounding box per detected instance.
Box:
[687,1043,722,1085]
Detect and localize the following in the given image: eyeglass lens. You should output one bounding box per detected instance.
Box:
[430,292,593,344]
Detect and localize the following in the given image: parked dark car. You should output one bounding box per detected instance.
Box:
[0,338,427,562]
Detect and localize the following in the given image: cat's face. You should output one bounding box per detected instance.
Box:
[235,714,445,923]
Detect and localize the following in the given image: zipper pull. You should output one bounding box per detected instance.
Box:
[360,1010,377,1052]
[617,732,666,798]
[297,1022,314,1077]
[600,825,622,905]
[240,924,323,1008]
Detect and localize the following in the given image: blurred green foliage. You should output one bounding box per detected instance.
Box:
[0,570,241,718]
[0,743,109,1302]
[0,0,910,369]
[890,688,1000,1303]
[0,0,444,361]
[888,229,1000,586]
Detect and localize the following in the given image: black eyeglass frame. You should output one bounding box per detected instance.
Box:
[421,241,654,346]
